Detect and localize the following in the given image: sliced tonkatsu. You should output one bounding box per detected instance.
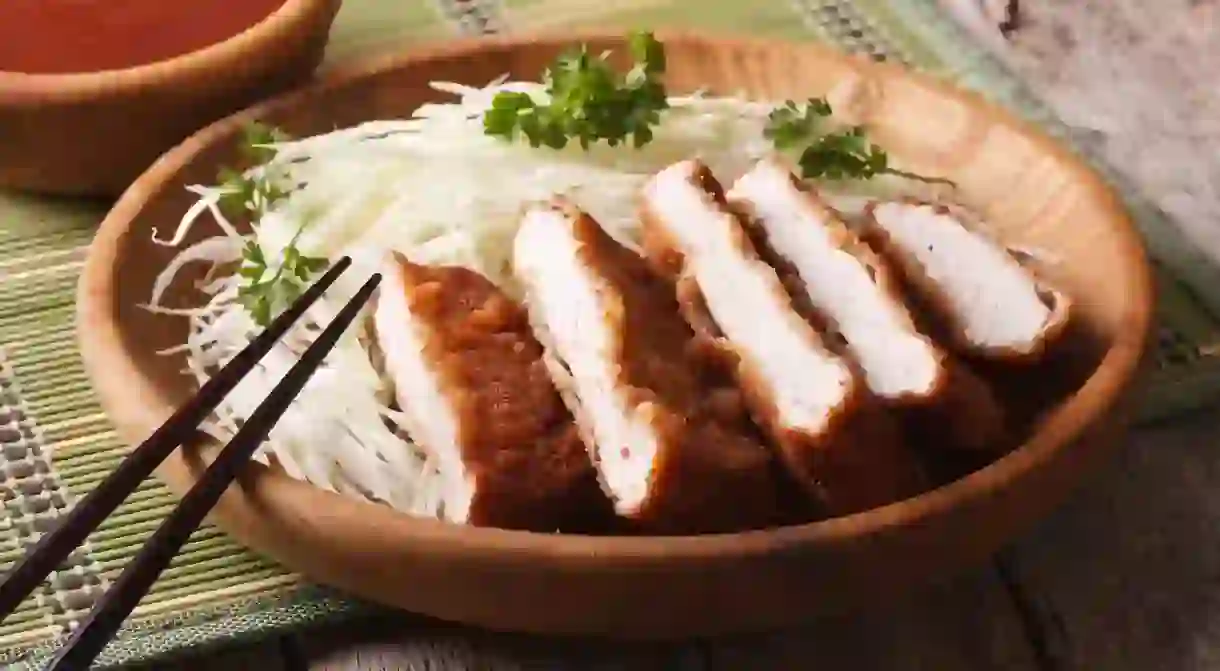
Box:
[727,159,1006,453]
[374,254,612,532]
[863,200,1072,363]
[639,159,927,515]
[513,198,782,533]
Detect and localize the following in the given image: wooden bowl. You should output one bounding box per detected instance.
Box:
[0,0,341,197]
[77,32,1153,638]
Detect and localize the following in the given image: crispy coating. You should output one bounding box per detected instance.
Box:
[392,256,613,532]
[639,161,928,516]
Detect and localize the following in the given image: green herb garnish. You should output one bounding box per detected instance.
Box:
[765,98,955,186]
[214,122,328,326]
[483,31,669,150]
[236,233,329,327]
[217,122,292,220]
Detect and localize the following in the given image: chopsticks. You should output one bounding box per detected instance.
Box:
[0,256,379,669]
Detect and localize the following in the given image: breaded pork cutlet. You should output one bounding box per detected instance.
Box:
[863,200,1072,363]
[374,255,612,532]
[727,159,1007,454]
[639,159,927,516]
[513,198,782,534]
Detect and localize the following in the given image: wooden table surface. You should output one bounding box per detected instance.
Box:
[149,1,1220,668]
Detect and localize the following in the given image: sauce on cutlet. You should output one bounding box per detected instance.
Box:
[395,259,611,532]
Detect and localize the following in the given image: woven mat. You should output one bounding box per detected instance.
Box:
[2,0,1219,668]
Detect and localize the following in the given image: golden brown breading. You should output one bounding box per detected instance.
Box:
[861,199,1072,364]
[389,256,613,532]
[514,200,784,533]
[639,160,928,516]
[727,161,1008,454]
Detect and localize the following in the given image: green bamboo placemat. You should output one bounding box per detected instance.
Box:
[3,0,1220,667]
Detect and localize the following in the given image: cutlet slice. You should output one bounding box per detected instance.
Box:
[639,159,926,515]
[727,159,1006,452]
[374,254,611,532]
[864,200,1071,362]
[513,199,781,533]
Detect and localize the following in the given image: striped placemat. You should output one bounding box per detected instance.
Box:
[2,0,1219,667]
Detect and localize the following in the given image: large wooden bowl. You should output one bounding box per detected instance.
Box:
[77,32,1153,638]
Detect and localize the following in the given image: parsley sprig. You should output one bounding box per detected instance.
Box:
[215,121,329,326]
[217,122,293,219]
[483,31,669,149]
[237,232,329,327]
[764,98,955,186]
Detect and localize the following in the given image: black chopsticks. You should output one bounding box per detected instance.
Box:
[0,256,379,669]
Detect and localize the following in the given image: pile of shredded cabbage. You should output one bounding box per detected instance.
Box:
[146,76,947,518]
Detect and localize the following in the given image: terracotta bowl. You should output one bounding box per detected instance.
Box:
[0,0,341,197]
[77,32,1153,638]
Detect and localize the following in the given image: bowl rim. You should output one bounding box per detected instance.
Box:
[78,30,1154,563]
[0,0,338,102]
